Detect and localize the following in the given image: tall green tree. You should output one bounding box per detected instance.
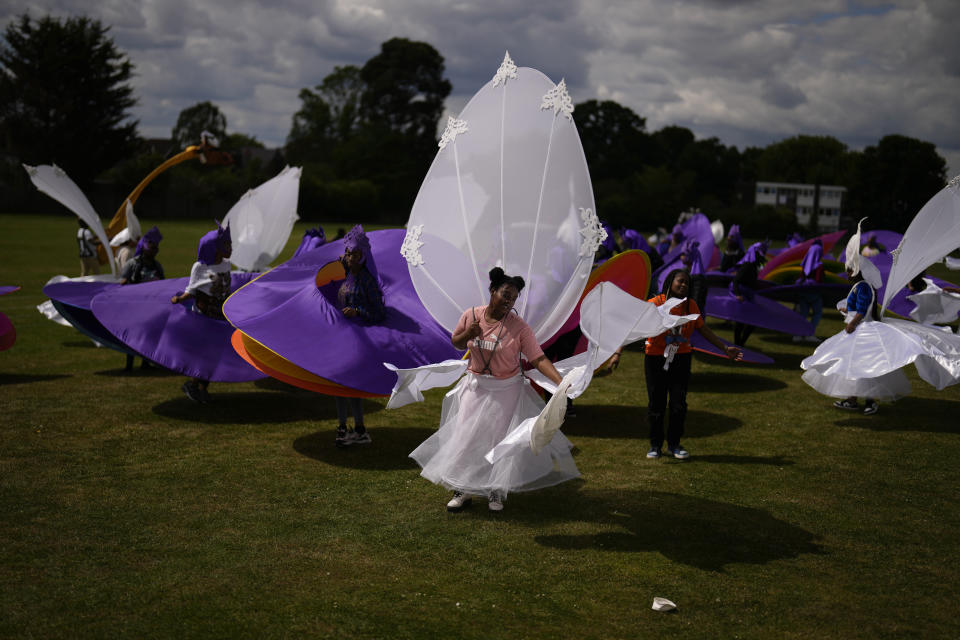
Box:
[849,134,946,230]
[0,13,139,185]
[286,65,363,165]
[573,99,651,181]
[172,101,227,149]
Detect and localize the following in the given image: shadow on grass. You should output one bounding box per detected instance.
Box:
[686,454,795,466]
[755,351,808,370]
[514,487,823,572]
[563,407,742,439]
[689,371,787,393]
[149,390,381,424]
[0,372,72,385]
[292,427,432,470]
[253,377,320,394]
[60,340,100,348]
[95,365,177,378]
[832,396,960,434]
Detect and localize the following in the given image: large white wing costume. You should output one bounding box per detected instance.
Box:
[223,165,302,272]
[801,182,960,399]
[386,54,697,467]
[24,164,116,278]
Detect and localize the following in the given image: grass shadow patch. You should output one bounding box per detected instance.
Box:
[0,372,72,385]
[517,487,824,572]
[292,426,434,470]
[95,365,177,378]
[833,396,960,433]
[685,454,795,466]
[151,391,338,424]
[563,407,741,439]
[690,371,787,393]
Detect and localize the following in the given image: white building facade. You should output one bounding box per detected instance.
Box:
[755,181,846,231]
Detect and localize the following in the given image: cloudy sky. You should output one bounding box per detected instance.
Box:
[5,0,960,175]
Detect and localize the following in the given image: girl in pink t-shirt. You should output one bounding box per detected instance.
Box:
[409,268,578,512]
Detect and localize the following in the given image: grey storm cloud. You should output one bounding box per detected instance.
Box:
[2,0,960,173]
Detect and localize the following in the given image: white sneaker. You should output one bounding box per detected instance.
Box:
[488,492,504,512]
[446,492,472,512]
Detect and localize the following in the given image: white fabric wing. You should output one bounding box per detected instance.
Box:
[881,179,960,314]
[24,164,116,277]
[403,60,596,342]
[224,165,302,272]
[907,278,960,324]
[383,360,469,409]
[527,283,700,398]
[945,256,960,270]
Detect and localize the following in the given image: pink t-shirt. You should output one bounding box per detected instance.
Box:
[456,306,544,378]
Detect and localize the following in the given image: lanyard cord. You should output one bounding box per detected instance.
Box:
[473,306,509,375]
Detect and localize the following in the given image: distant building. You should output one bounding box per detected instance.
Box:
[755,181,846,231]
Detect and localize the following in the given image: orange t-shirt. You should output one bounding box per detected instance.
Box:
[644,294,705,356]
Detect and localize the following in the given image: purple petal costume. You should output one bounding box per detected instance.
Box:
[293,227,326,258]
[136,226,162,256]
[654,213,715,291]
[706,287,814,336]
[91,272,261,381]
[43,280,133,354]
[222,229,461,396]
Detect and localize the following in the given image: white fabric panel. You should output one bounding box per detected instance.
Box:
[907,278,960,324]
[224,166,302,272]
[405,65,595,342]
[24,164,116,277]
[383,359,469,409]
[882,182,960,313]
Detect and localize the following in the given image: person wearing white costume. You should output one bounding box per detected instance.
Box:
[410,268,568,512]
[802,201,960,408]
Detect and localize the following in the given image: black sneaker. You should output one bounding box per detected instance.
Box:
[863,401,879,415]
[833,399,859,410]
[346,430,372,445]
[668,445,690,460]
[182,381,203,403]
[335,426,349,447]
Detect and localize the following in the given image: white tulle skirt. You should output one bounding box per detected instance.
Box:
[409,372,580,498]
[800,318,960,400]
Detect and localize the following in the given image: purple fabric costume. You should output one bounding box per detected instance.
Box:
[43,280,133,354]
[797,240,823,284]
[706,287,814,336]
[0,286,20,296]
[91,272,262,382]
[223,229,462,396]
[620,228,651,253]
[293,227,326,258]
[653,213,715,291]
[136,226,162,256]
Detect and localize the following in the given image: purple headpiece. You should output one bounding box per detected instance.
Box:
[680,239,704,275]
[601,223,617,252]
[738,241,767,266]
[727,224,744,251]
[293,226,326,258]
[621,228,651,253]
[135,226,163,256]
[786,231,804,248]
[197,221,231,265]
[800,239,823,278]
[343,224,379,281]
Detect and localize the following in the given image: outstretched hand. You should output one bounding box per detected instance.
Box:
[725,345,743,361]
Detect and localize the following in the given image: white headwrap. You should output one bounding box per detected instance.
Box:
[845,217,882,289]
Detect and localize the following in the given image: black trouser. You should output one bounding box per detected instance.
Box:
[733,322,755,347]
[644,352,692,449]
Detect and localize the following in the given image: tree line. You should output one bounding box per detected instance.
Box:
[0,13,948,234]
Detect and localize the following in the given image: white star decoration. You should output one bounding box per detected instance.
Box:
[438,116,468,151]
[540,79,574,121]
[493,51,518,87]
[400,224,425,267]
[578,207,606,257]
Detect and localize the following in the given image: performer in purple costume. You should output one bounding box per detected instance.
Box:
[118,226,164,370]
[171,222,233,402]
[334,225,385,447]
[730,242,767,346]
[792,239,824,343]
[293,227,326,258]
[720,225,745,272]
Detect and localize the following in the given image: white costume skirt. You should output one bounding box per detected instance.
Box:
[800,318,960,400]
[409,372,580,498]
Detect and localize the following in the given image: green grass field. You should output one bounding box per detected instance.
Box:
[1,213,958,639]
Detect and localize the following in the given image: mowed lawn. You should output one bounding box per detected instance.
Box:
[1,213,958,639]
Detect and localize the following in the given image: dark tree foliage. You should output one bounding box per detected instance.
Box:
[172,101,227,149]
[0,14,139,186]
[756,135,850,185]
[286,38,451,221]
[848,134,947,231]
[573,99,651,181]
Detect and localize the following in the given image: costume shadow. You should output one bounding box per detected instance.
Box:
[684,454,795,466]
[95,365,177,378]
[61,340,100,348]
[152,390,334,424]
[562,407,742,439]
[292,426,434,470]
[833,396,960,434]
[512,487,823,572]
[756,351,808,370]
[0,372,71,385]
[689,371,787,393]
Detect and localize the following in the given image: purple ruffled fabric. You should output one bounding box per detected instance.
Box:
[91,273,263,382]
[653,213,715,291]
[222,229,462,396]
[706,287,814,336]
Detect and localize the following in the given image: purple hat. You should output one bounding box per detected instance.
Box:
[601,223,617,252]
[800,240,823,278]
[197,220,231,265]
[727,224,744,251]
[135,226,163,256]
[343,224,379,281]
[680,239,704,275]
[738,241,767,266]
